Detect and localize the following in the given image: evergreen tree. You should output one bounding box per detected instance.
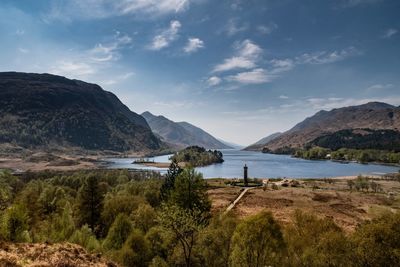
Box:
[170,168,211,213]
[76,175,104,235]
[160,158,182,200]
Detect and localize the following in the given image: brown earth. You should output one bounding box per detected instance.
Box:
[0,242,118,267]
[207,177,400,232]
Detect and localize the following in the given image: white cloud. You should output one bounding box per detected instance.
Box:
[382,28,398,39]
[51,61,95,77]
[296,47,360,64]
[118,0,189,15]
[279,95,289,99]
[338,0,382,8]
[99,72,135,86]
[225,18,249,36]
[149,20,181,50]
[206,76,222,86]
[89,32,132,62]
[270,59,295,73]
[226,68,274,84]
[214,57,257,73]
[366,84,393,91]
[184,38,204,53]
[257,23,278,35]
[213,39,263,72]
[45,0,191,21]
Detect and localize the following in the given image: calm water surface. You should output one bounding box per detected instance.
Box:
[106,149,399,178]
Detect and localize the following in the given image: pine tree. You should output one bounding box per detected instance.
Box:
[76,175,104,235]
[160,159,182,200]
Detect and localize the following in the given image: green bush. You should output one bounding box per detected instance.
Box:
[69,224,100,252]
[103,213,132,250]
[230,211,285,267]
[118,229,151,267]
[1,204,31,242]
[352,212,400,266]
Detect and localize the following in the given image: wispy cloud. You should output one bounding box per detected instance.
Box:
[99,72,135,86]
[149,20,181,50]
[51,61,95,77]
[45,0,191,22]
[183,38,204,53]
[226,68,273,84]
[382,28,398,39]
[257,23,278,35]
[338,0,382,8]
[295,47,361,64]
[279,95,289,99]
[270,59,295,73]
[46,32,134,81]
[213,39,262,72]
[366,83,393,91]
[224,18,249,36]
[206,76,222,86]
[89,32,132,62]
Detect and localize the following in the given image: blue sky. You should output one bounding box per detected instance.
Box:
[0,0,399,145]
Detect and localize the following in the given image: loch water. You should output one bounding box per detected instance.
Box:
[105,149,399,178]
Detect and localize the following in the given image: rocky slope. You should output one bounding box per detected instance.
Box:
[262,102,400,152]
[0,72,162,153]
[142,111,231,149]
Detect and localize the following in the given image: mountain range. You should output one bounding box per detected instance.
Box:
[141,111,232,149]
[248,102,400,153]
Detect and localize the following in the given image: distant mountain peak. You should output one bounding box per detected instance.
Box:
[141,111,232,149]
[263,101,400,152]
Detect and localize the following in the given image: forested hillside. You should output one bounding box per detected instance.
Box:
[0,72,162,153]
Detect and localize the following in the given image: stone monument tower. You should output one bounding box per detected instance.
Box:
[244,164,248,186]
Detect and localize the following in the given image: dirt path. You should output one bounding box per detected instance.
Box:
[226,187,253,212]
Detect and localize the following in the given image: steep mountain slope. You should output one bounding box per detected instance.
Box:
[244,132,282,151]
[217,138,244,149]
[0,72,162,152]
[263,102,400,152]
[142,111,231,149]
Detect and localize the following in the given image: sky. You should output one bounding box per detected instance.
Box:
[0,0,399,145]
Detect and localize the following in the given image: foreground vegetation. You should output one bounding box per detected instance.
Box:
[0,167,400,266]
[171,146,224,167]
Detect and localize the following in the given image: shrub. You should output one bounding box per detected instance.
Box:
[230,211,285,267]
[1,204,30,242]
[352,212,400,266]
[69,224,100,252]
[118,229,151,267]
[103,213,132,251]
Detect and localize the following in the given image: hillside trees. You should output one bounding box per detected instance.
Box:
[76,175,105,235]
[230,211,285,267]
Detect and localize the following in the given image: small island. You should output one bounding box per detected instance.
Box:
[171,146,224,167]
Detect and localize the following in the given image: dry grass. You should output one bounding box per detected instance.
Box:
[0,242,118,267]
[208,178,400,232]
